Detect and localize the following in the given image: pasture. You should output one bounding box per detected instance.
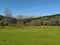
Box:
[0,26,60,45]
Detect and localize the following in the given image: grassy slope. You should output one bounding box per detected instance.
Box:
[0,26,60,45]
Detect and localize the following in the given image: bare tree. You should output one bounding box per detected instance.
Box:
[4,8,12,17]
[17,15,24,20]
[3,8,12,26]
[16,15,24,26]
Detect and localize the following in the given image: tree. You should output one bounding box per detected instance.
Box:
[4,8,12,17]
[3,8,12,26]
[16,15,24,26]
[30,20,41,26]
[59,18,60,26]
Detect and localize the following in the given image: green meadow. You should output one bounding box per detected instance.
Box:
[0,26,60,45]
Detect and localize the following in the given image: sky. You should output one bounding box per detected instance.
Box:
[0,0,60,17]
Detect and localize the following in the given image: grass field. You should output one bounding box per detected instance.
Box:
[0,26,60,45]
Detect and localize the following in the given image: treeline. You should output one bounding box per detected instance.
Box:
[0,8,60,26]
[0,14,60,26]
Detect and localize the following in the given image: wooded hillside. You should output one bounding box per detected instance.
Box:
[0,14,60,26]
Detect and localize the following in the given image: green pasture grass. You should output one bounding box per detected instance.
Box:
[0,26,60,45]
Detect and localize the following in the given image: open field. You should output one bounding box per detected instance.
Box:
[0,26,60,45]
